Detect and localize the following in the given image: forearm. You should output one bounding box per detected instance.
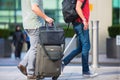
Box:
[31,4,48,20]
[76,1,88,30]
[76,1,86,21]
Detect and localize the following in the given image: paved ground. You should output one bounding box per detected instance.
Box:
[0,65,120,80]
[59,65,120,80]
[0,53,120,66]
[0,53,120,80]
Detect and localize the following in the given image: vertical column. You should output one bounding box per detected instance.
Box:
[56,0,59,23]
[118,0,120,24]
[14,0,17,24]
[91,20,99,68]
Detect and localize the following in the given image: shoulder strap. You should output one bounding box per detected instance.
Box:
[81,0,86,9]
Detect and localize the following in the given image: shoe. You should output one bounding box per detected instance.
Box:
[61,61,65,72]
[82,71,98,78]
[27,75,36,79]
[17,64,27,75]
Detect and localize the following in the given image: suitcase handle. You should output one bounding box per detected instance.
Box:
[45,22,57,31]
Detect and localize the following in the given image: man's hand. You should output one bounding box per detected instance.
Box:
[45,17,54,24]
[83,20,88,30]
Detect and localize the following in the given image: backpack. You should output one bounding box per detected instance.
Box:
[62,0,86,23]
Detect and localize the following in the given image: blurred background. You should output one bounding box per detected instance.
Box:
[0,0,120,65]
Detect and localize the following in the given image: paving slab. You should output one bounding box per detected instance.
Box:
[0,65,120,80]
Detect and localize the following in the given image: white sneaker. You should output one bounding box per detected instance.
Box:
[83,72,98,78]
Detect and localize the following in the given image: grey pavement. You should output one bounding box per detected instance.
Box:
[0,53,120,80]
[0,51,120,80]
[0,52,120,66]
[0,65,120,80]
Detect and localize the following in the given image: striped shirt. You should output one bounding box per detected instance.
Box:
[21,0,45,29]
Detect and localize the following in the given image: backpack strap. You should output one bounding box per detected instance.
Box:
[66,0,86,34]
[81,0,87,9]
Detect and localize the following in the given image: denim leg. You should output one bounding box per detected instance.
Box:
[63,40,82,65]
[75,23,90,73]
[81,29,90,73]
[63,23,90,73]
[63,24,82,65]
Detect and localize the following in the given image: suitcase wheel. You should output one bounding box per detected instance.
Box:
[52,76,59,80]
[36,78,43,80]
[36,76,44,80]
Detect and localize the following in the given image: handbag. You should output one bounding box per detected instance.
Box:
[39,23,65,61]
[39,23,65,45]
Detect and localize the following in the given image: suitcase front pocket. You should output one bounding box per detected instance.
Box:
[45,46,63,61]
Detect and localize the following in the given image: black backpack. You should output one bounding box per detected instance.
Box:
[62,0,86,23]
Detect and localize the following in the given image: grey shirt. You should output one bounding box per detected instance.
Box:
[21,0,45,29]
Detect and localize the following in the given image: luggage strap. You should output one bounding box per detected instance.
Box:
[39,28,64,62]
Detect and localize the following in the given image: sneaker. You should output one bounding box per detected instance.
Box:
[83,71,98,78]
[27,75,36,79]
[61,61,65,72]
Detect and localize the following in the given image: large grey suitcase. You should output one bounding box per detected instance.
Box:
[35,44,63,80]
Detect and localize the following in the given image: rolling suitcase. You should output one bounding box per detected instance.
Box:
[35,44,63,80]
[35,23,65,80]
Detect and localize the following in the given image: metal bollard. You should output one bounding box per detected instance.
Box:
[91,20,99,68]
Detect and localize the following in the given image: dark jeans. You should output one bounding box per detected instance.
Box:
[15,42,23,58]
[63,22,90,73]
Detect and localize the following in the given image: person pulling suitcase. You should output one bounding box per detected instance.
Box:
[17,0,54,79]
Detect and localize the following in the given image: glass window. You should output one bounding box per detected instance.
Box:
[0,0,15,10]
[16,0,21,10]
[0,0,21,23]
[0,0,64,24]
[112,0,120,25]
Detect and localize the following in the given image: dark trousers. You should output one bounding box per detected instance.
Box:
[15,42,23,59]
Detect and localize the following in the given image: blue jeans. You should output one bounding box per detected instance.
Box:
[63,22,90,73]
